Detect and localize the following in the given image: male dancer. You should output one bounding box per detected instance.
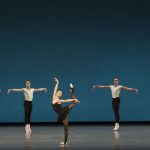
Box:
[93,77,138,131]
[8,80,47,132]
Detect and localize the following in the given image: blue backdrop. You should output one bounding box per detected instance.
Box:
[0,0,150,122]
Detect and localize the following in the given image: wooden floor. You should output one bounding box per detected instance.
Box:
[0,124,150,150]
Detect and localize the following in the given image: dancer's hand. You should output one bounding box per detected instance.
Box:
[54,77,59,83]
[135,89,139,94]
[7,89,11,95]
[92,85,96,89]
[73,99,80,104]
[44,88,48,93]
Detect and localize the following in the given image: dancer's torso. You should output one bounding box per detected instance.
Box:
[110,85,122,98]
[23,88,34,101]
[52,102,61,113]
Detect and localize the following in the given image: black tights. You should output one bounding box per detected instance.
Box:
[63,103,77,144]
[112,97,120,123]
[63,116,68,144]
[24,101,32,125]
[63,86,77,144]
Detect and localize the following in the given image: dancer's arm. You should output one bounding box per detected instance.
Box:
[7,88,24,94]
[34,88,47,93]
[93,85,110,89]
[59,99,80,104]
[53,77,59,98]
[121,86,138,93]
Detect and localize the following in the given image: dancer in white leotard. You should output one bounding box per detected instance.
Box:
[8,80,47,132]
[93,77,138,131]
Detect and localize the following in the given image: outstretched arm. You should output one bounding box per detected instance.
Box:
[121,86,138,93]
[53,77,59,98]
[34,88,47,93]
[7,88,24,94]
[59,99,80,104]
[93,85,110,89]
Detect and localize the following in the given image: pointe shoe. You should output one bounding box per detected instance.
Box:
[59,141,67,146]
[70,83,74,88]
[25,126,32,133]
[28,128,32,133]
[28,125,32,133]
[113,123,120,131]
[25,127,30,133]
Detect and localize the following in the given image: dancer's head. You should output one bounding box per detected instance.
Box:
[114,77,119,86]
[25,80,31,88]
[56,90,62,97]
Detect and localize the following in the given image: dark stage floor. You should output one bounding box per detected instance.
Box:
[0,124,149,150]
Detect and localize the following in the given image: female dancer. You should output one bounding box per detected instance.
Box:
[52,77,80,146]
[93,77,138,131]
[8,80,47,132]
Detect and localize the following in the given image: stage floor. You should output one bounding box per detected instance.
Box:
[0,125,149,150]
